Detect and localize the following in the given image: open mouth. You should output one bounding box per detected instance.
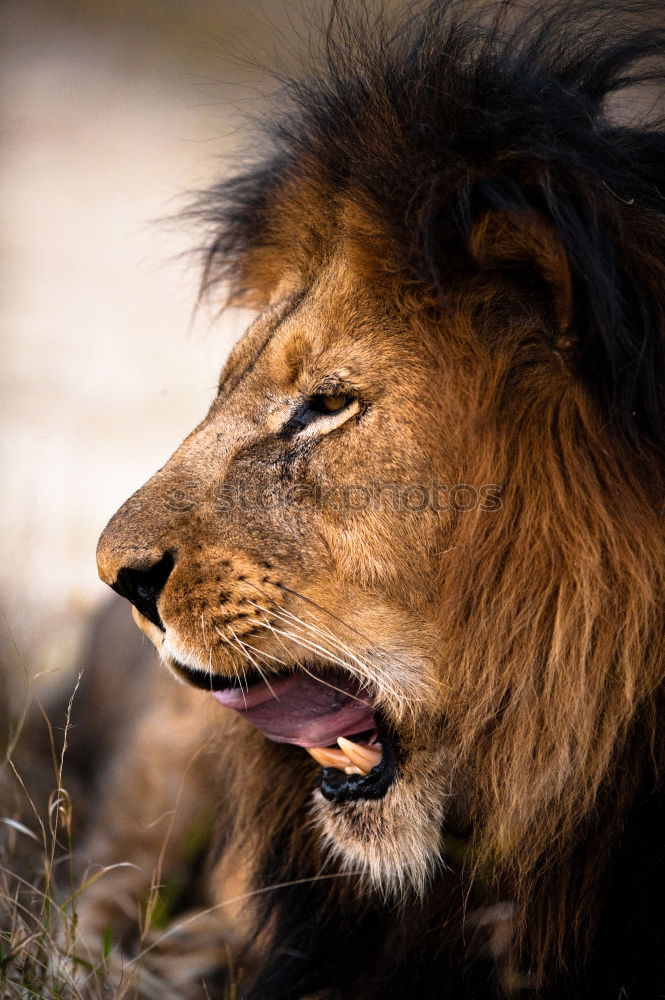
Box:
[171,660,398,802]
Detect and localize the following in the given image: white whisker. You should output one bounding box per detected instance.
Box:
[249,600,409,706]
[239,640,289,668]
[214,624,250,704]
[228,626,280,702]
[258,601,374,676]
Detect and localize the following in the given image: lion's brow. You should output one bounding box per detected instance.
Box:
[220,290,307,398]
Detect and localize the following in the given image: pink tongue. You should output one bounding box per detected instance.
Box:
[212,672,375,748]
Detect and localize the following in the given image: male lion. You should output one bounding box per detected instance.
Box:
[83,2,665,997]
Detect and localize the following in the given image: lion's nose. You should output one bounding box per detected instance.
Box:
[108,552,175,631]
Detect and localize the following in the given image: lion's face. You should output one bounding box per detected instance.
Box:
[97,254,465,892]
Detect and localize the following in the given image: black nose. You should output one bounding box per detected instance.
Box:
[110,552,175,630]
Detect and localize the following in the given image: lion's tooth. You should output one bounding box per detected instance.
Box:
[306,746,351,770]
[306,740,383,774]
[336,736,382,774]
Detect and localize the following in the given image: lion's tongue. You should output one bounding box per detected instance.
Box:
[212,672,375,748]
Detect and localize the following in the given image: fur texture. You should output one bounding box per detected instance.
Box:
[91,2,665,997]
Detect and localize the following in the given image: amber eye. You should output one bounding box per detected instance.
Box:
[307,392,354,417]
[289,391,358,434]
[318,394,349,413]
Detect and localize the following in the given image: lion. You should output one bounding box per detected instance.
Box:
[76,2,665,997]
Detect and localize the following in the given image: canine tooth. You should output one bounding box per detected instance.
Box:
[306,746,351,770]
[344,766,364,775]
[336,736,382,774]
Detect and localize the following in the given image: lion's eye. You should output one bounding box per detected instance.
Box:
[283,391,359,437]
[311,393,352,414]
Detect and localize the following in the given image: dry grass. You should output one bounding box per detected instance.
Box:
[1,674,103,997]
[0,674,211,1000]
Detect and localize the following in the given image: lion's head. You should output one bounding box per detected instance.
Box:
[97,3,665,994]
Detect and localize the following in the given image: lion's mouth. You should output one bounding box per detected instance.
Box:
[172,660,398,801]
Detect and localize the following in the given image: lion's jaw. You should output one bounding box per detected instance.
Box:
[97,261,459,896]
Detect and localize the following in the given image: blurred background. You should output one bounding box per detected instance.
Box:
[0,0,313,708]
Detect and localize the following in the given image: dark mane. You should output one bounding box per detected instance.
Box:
[194,0,665,457]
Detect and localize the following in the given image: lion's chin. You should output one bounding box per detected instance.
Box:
[312,741,453,899]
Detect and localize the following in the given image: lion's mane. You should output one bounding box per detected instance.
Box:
[158,3,665,996]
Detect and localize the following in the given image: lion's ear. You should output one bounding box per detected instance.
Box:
[468,209,574,355]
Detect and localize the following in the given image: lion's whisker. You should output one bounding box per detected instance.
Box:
[297,660,374,705]
[249,600,414,707]
[250,616,358,673]
[246,602,378,703]
[247,618,406,707]
[247,599,364,669]
[214,624,250,701]
[249,591,412,704]
[274,582,374,644]
[253,614,301,671]
[238,639,289,669]
[248,600,366,667]
[228,627,280,702]
[244,616,370,706]
[277,606,419,700]
[245,577,373,648]
[266,601,376,677]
